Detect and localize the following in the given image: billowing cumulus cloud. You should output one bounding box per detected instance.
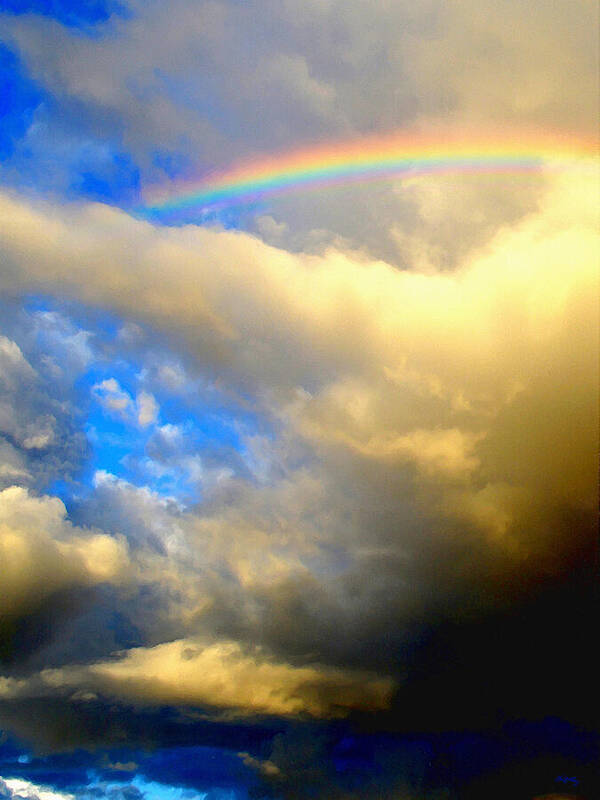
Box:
[0,171,596,559]
[0,486,129,619]
[0,168,596,708]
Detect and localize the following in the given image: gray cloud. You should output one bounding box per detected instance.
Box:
[3,1,595,156]
[0,325,88,492]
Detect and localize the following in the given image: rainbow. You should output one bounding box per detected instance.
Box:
[141,128,597,218]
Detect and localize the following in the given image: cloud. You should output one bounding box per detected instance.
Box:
[0,486,129,619]
[135,391,158,427]
[0,335,36,386]
[404,0,599,132]
[0,165,594,733]
[0,778,74,800]
[0,638,393,720]
[0,335,54,457]
[92,378,132,415]
[0,168,596,551]
[237,751,281,779]
[3,0,594,154]
[0,2,597,795]
[91,380,159,428]
[0,317,90,492]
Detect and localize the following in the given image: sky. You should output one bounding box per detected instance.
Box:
[0,1,598,798]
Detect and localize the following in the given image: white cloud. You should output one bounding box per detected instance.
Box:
[92,380,159,428]
[92,378,132,414]
[0,778,74,800]
[136,390,159,427]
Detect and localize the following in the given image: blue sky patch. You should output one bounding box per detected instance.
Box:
[0,1,127,30]
[0,44,42,160]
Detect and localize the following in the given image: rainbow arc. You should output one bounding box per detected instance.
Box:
[141,128,597,218]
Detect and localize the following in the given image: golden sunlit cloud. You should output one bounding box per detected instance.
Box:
[0,638,394,719]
